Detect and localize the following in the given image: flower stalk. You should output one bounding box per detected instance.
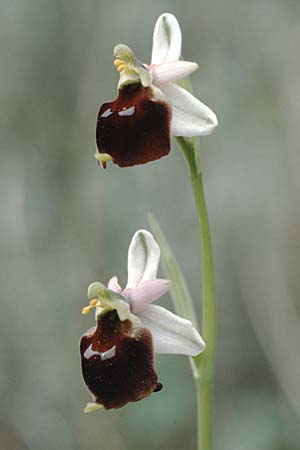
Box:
[177,136,216,450]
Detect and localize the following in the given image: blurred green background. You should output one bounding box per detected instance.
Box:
[1,0,300,449]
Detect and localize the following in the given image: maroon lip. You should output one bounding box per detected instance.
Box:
[80,309,161,409]
[96,83,171,167]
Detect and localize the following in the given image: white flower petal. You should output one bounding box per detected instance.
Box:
[151,13,182,65]
[139,304,205,356]
[161,83,218,137]
[126,230,160,289]
[149,61,198,86]
[123,279,171,314]
[107,275,122,293]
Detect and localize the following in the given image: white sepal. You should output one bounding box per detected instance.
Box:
[161,83,218,137]
[126,230,160,289]
[139,304,205,356]
[151,13,182,65]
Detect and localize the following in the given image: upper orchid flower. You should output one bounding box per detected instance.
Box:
[96,13,218,168]
[80,230,205,411]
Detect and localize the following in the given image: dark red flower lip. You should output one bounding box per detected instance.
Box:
[80,309,161,410]
[96,83,171,168]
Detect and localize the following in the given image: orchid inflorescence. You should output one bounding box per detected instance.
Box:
[80,12,218,415]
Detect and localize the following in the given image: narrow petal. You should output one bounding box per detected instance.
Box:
[151,13,182,65]
[123,279,171,314]
[139,304,205,356]
[149,61,198,86]
[126,230,160,289]
[161,83,218,136]
[107,276,122,293]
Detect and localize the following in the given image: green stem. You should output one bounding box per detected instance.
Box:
[176,137,216,450]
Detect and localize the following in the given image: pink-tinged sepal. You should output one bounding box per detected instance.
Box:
[80,309,160,410]
[149,61,198,86]
[96,84,171,167]
[124,279,171,314]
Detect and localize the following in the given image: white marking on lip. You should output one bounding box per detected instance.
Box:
[83,344,116,361]
[100,345,116,360]
[118,106,136,117]
[101,108,113,118]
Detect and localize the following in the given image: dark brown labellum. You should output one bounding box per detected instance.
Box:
[80,309,160,409]
[96,83,171,167]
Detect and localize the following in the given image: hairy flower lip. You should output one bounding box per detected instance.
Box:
[96,84,171,167]
[95,13,218,168]
[80,309,159,410]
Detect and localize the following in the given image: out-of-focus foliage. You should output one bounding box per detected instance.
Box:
[1,1,300,449]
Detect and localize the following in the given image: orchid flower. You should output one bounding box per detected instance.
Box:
[96,13,218,168]
[80,230,205,411]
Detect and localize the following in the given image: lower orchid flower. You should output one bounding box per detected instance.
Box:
[80,230,205,411]
[96,13,218,168]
